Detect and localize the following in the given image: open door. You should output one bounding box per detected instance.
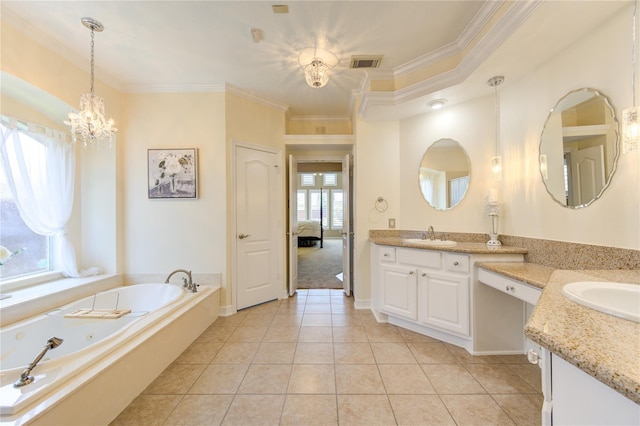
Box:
[341,154,351,296]
[288,154,298,296]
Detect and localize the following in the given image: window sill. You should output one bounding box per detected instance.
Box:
[0,274,122,326]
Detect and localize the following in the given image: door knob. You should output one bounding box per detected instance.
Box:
[238,233,251,239]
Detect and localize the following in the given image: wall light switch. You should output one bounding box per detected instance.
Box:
[388,218,396,228]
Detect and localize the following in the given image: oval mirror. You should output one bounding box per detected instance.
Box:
[539,88,619,209]
[419,138,471,210]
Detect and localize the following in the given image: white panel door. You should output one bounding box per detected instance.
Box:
[288,155,298,296]
[567,145,605,206]
[341,154,351,296]
[236,145,280,310]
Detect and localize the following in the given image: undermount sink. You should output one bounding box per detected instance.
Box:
[562,281,640,323]
[403,238,457,247]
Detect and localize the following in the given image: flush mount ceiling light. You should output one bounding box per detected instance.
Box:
[428,99,447,110]
[304,58,331,88]
[64,17,117,148]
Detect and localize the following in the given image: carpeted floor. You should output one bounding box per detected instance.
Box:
[297,238,343,289]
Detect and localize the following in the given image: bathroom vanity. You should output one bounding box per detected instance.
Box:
[370,237,528,354]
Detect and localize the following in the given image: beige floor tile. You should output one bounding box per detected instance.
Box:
[269,314,303,327]
[211,313,248,327]
[173,341,223,364]
[298,326,333,342]
[331,313,363,326]
[240,313,275,327]
[252,342,297,364]
[163,394,233,426]
[388,395,456,425]
[142,364,206,395]
[294,342,334,364]
[287,364,336,394]
[262,326,300,343]
[189,364,249,394]
[364,324,404,342]
[333,342,376,364]
[335,364,386,394]
[465,364,536,394]
[280,394,338,425]
[496,354,529,364]
[221,394,285,426]
[306,295,332,304]
[332,326,368,342]
[212,342,259,364]
[378,364,435,394]
[337,394,396,425]
[492,394,544,426]
[444,343,503,364]
[421,363,486,394]
[301,313,333,326]
[227,326,267,342]
[245,300,280,315]
[238,364,292,394]
[440,394,515,425]
[195,326,236,343]
[370,342,417,364]
[276,303,306,314]
[408,342,458,363]
[304,303,332,313]
[506,363,543,393]
[331,303,357,314]
[109,394,182,426]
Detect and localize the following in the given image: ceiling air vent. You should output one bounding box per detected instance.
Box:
[350,55,383,69]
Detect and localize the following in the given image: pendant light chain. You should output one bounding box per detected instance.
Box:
[632,0,637,107]
[90,26,96,97]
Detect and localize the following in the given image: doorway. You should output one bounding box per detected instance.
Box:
[287,148,353,296]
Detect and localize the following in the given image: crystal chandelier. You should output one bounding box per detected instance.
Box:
[304,57,331,88]
[65,17,117,148]
[487,76,504,180]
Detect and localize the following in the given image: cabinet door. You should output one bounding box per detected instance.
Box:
[380,265,417,320]
[419,271,469,335]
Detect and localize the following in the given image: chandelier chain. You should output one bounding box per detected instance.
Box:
[632,0,637,107]
[90,27,95,96]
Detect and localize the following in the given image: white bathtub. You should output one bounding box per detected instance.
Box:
[0,283,220,425]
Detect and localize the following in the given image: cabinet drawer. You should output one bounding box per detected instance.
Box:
[379,246,396,262]
[445,254,469,274]
[478,269,541,305]
[397,248,441,269]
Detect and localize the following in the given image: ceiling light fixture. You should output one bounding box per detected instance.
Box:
[487,76,504,181]
[304,57,331,88]
[428,99,447,110]
[622,0,639,153]
[65,17,116,148]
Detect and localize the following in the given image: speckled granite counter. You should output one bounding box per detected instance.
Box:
[523,269,640,404]
[475,261,555,289]
[370,236,528,255]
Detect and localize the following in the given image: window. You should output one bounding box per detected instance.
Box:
[0,128,51,280]
[300,173,315,186]
[331,190,344,228]
[323,173,337,186]
[296,190,307,221]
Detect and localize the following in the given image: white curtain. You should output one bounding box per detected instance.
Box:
[0,120,101,278]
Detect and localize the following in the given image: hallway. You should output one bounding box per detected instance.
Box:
[111,290,542,425]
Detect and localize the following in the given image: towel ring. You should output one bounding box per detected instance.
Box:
[375,197,388,212]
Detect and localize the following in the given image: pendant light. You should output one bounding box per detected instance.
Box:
[488,76,504,180]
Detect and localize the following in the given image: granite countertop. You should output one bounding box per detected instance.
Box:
[370,236,528,255]
[475,261,555,289]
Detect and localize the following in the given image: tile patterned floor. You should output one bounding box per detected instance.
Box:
[110,289,542,425]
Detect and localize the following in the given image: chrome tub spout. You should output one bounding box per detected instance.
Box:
[14,336,64,387]
[165,269,198,293]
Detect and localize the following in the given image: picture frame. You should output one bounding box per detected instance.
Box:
[148,148,198,199]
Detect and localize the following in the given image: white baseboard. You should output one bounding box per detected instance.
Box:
[219,304,236,317]
[353,297,371,310]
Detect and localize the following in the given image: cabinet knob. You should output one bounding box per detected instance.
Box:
[421,273,427,277]
[505,285,515,293]
[453,261,459,266]
[527,349,539,365]
[383,253,389,257]
[409,271,415,275]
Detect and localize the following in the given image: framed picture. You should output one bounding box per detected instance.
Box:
[148,148,198,199]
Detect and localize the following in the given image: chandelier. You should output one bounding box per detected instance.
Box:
[65,17,117,148]
[304,57,331,88]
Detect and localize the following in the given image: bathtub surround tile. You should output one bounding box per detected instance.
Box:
[115,290,546,425]
[163,395,234,426]
[143,364,207,395]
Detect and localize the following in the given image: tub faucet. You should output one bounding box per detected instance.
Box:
[427,225,436,240]
[14,337,64,387]
[165,269,198,293]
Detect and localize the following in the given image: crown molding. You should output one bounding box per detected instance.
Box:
[359,0,542,119]
[124,84,226,94]
[288,115,350,122]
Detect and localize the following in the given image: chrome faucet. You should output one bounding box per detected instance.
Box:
[427,225,436,240]
[165,269,198,293]
[14,337,64,387]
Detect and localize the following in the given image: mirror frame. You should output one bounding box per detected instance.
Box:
[418,138,471,211]
[538,88,619,209]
